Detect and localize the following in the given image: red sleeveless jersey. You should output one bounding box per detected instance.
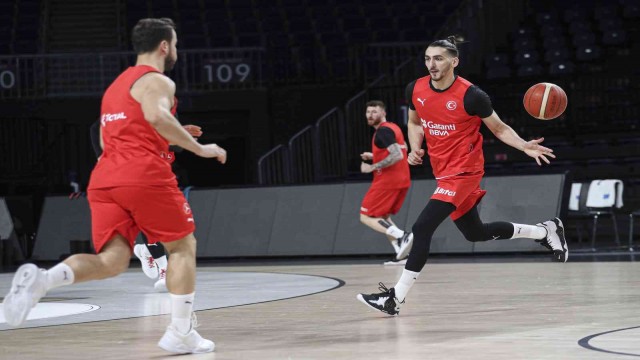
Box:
[88,65,178,189]
[371,122,411,189]
[412,75,484,179]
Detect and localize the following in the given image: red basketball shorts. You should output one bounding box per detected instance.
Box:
[88,185,195,253]
[431,172,487,220]
[360,187,409,218]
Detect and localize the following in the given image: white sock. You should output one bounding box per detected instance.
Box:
[385,225,404,239]
[44,263,74,291]
[155,255,168,272]
[511,223,547,240]
[170,292,195,334]
[394,269,419,302]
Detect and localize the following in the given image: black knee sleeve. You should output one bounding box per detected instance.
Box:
[455,208,514,242]
[405,200,455,272]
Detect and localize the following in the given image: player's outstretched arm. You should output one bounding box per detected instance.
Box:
[407,109,425,165]
[482,111,555,166]
[134,73,225,163]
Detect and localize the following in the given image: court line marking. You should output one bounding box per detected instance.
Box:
[577,325,640,357]
[0,272,344,332]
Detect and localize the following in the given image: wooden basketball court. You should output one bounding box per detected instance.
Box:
[1,256,639,359]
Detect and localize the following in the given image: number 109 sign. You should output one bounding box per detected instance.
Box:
[202,60,252,84]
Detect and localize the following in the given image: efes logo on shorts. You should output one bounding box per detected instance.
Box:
[434,187,456,196]
[183,202,191,214]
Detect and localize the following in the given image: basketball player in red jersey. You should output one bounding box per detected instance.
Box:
[90,120,203,293]
[3,18,223,353]
[359,100,413,262]
[357,37,568,315]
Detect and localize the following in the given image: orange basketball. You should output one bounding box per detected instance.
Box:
[523,82,568,120]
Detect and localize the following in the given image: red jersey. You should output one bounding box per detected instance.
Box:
[412,75,484,179]
[372,122,411,189]
[88,65,178,189]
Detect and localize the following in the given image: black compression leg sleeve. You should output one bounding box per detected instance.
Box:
[405,199,455,272]
[454,205,514,242]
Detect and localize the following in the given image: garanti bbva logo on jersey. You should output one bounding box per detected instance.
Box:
[421,119,456,136]
[101,112,127,126]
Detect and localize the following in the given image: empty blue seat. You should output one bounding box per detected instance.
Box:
[598,18,623,31]
[569,21,592,35]
[549,61,575,75]
[517,64,543,77]
[623,3,640,18]
[564,7,588,22]
[572,32,596,47]
[514,38,537,51]
[545,48,570,62]
[485,53,509,66]
[543,36,568,51]
[536,12,559,25]
[486,65,511,79]
[514,50,540,65]
[602,29,627,45]
[576,45,601,61]
[594,5,619,20]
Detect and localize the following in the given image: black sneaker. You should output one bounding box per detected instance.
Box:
[356,282,403,315]
[536,218,569,262]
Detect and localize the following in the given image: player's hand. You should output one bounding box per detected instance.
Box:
[360,162,374,173]
[198,144,227,164]
[183,125,203,138]
[523,137,555,166]
[408,149,424,165]
[360,152,373,161]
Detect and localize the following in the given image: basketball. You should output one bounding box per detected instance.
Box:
[523,83,568,120]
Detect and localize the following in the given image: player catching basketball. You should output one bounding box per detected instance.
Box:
[357,36,568,316]
[3,18,223,353]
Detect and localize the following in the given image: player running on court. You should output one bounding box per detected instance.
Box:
[3,18,225,354]
[357,37,568,316]
[90,120,202,293]
[359,100,413,263]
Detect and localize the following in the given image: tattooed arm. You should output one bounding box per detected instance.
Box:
[360,143,403,173]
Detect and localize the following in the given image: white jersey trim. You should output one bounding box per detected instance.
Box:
[435,172,465,180]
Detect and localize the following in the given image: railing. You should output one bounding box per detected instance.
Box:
[257,144,289,186]
[0,47,266,99]
[257,107,346,185]
[288,125,317,184]
[315,108,346,180]
[258,74,401,185]
[344,75,387,173]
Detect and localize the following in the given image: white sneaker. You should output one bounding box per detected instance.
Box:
[383,258,407,265]
[133,244,158,279]
[154,269,167,292]
[158,314,215,354]
[396,232,413,260]
[2,263,48,326]
[537,218,569,262]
